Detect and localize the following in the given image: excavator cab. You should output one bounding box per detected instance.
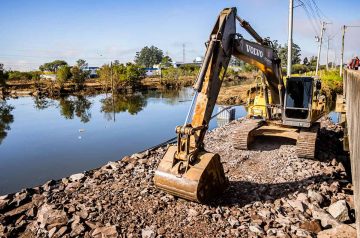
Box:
[282,77,324,128]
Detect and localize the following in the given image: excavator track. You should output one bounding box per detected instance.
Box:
[232,120,264,150]
[296,122,320,159]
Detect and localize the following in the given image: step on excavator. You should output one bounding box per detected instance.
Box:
[154,7,326,203]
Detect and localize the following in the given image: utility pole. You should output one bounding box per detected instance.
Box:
[110,61,116,122]
[315,21,326,76]
[340,25,360,76]
[110,61,114,94]
[182,44,186,63]
[287,0,294,77]
[340,25,346,77]
[326,37,330,71]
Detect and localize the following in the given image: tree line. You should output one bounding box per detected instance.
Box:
[0,42,337,89]
[273,40,333,74]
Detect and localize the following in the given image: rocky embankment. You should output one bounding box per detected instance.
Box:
[0,118,356,237]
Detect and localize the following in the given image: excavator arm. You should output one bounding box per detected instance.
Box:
[233,37,284,106]
[154,7,284,202]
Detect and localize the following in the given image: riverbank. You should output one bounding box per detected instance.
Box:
[0,76,196,99]
[0,72,256,103]
[0,117,355,237]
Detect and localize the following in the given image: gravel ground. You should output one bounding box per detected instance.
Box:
[0,117,356,238]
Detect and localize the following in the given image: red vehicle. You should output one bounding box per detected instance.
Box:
[348,56,359,70]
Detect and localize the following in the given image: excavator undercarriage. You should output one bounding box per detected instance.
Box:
[232,120,320,159]
[154,7,326,202]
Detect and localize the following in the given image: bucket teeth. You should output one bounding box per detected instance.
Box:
[154,146,227,203]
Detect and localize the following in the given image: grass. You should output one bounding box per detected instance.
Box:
[292,69,343,98]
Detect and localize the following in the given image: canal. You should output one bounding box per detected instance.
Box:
[0,88,246,195]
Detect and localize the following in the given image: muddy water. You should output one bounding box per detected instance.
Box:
[0,88,246,195]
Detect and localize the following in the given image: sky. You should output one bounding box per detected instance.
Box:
[0,0,359,71]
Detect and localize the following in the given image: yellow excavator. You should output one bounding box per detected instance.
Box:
[154,7,326,202]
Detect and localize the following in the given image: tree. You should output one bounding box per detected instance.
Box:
[265,37,281,50]
[98,63,145,89]
[292,64,308,74]
[0,63,8,86]
[309,56,317,66]
[303,57,309,66]
[97,64,111,89]
[120,63,145,87]
[56,65,71,87]
[76,59,88,70]
[8,71,33,81]
[134,46,164,67]
[277,43,302,68]
[39,60,68,72]
[160,56,173,68]
[71,66,85,89]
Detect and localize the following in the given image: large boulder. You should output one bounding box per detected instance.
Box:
[328,200,351,222]
[311,205,340,228]
[317,224,356,238]
[69,173,84,182]
[36,204,68,230]
[91,225,118,238]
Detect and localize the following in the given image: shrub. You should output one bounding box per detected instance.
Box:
[98,63,145,89]
[8,71,33,81]
[71,66,87,89]
[56,66,72,87]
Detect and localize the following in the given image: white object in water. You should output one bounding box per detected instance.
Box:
[217,106,235,120]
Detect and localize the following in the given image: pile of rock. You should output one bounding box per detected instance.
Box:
[0,118,356,237]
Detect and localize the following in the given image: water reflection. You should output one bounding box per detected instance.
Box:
[0,101,14,144]
[29,89,192,123]
[143,88,194,105]
[100,94,147,121]
[59,96,92,123]
[33,97,55,110]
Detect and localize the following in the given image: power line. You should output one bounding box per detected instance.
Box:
[307,0,322,22]
[296,0,319,36]
[182,44,186,63]
[304,0,321,24]
[310,0,329,20]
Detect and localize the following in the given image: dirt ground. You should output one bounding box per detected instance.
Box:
[0,117,356,238]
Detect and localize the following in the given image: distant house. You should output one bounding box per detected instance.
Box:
[172,57,203,68]
[172,62,182,68]
[144,66,161,76]
[83,66,99,78]
[193,56,203,64]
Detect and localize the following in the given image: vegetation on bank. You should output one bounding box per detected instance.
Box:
[313,69,343,97]
[97,62,146,90]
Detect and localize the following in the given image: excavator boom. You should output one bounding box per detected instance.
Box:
[154,8,237,202]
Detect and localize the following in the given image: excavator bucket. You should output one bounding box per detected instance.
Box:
[154,146,227,203]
